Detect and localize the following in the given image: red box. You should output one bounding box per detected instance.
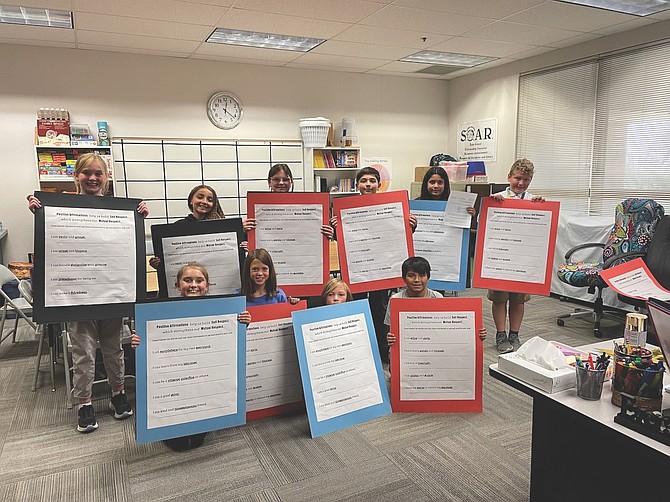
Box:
[37,119,70,145]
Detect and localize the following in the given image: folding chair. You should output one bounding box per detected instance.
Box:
[0,264,36,345]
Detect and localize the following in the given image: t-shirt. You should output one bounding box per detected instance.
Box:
[239,287,289,307]
[383,287,443,325]
[494,187,534,200]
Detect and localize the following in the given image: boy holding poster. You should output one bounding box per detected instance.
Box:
[385,257,488,349]
[489,159,545,354]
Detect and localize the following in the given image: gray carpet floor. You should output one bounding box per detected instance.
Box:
[0,290,625,501]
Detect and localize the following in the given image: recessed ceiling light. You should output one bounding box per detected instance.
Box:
[0,5,72,28]
[400,51,498,67]
[558,0,670,16]
[207,28,325,52]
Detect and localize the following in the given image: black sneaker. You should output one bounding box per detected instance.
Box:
[508,332,521,351]
[77,404,99,433]
[109,392,133,419]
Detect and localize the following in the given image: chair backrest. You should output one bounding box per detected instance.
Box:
[0,264,17,286]
[645,215,670,289]
[18,280,33,305]
[602,198,665,265]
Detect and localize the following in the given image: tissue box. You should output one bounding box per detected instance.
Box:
[498,352,576,394]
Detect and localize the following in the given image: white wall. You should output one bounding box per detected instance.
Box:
[0,44,449,263]
[448,17,670,184]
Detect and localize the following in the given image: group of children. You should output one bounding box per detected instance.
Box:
[26,152,544,437]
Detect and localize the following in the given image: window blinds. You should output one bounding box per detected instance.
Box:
[517,41,670,216]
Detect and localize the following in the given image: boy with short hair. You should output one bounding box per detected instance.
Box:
[385,257,487,347]
[489,158,545,354]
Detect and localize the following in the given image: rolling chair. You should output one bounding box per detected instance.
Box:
[556,198,664,337]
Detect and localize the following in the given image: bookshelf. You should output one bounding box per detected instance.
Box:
[35,145,114,195]
[310,147,361,196]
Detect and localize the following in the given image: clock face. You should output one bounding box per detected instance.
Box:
[207,92,243,129]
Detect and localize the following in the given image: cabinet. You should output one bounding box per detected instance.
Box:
[309,147,360,197]
[35,145,113,195]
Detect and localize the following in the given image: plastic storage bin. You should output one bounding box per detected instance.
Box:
[299,117,330,148]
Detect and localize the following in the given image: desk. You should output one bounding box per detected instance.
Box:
[490,341,669,502]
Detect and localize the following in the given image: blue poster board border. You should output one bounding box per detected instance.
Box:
[291,299,391,438]
[409,199,469,292]
[135,295,247,444]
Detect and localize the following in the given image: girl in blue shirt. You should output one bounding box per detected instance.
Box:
[239,248,300,307]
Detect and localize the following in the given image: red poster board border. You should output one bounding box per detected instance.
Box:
[247,192,330,297]
[333,191,414,294]
[246,301,307,421]
[599,257,670,299]
[472,198,560,296]
[390,297,483,413]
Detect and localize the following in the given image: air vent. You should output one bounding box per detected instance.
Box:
[415,65,467,75]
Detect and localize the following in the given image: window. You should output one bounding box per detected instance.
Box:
[517,41,670,216]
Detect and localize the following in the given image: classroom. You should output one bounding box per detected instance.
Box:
[1,2,670,501]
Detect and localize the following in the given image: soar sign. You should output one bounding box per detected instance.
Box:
[457,118,497,161]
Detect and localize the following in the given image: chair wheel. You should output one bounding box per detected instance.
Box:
[557,319,565,327]
[594,329,603,338]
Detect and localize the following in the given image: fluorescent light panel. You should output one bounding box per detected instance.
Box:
[207,28,324,52]
[0,5,72,28]
[400,50,498,67]
[559,0,670,16]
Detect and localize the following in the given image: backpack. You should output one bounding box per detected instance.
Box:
[429,153,457,166]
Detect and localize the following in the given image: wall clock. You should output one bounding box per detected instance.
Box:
[207,91,243,129]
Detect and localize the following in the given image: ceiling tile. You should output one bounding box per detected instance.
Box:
[332,24,450,49]
[373,60,432,72]
[548,32,601,48]
[392,0,546,20]
[504,2,634,32]
[462,20,582,45]
[428,37,536,58]
[367,69,440,79]
[593,16,657,36]
[232,0,384,24]
[290,52,386,70]
[74,12,212,41]
[0,38,75,48]
[176,0,234,6]
[0,23,76,42]
[359,5,492,36]
[506,45,556,60]
[311,40,412,60]
[77,43,193,58]
[72,0,228,25]
[190,54,288,66]
[194,42,302,62]
[218,7,350,39]
[76,30,200,52]
[284,62,368,73]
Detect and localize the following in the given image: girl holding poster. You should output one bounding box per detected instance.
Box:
[27,153,149,434]
[238,249,301,307]
[417,167,476,217]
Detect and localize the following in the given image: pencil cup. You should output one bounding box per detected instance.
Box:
[575,366,606,400]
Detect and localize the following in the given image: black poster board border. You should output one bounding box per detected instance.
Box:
[150,218,245,299]
[33,192,146,323]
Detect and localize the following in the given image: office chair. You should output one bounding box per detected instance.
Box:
[556,198,665,337]
[0,264,36,346]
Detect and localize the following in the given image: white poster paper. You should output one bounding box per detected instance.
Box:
[412,210,462,283]
[399,311,476,401]
[254,204,324,285]
[603,265,670,301]
[481,208,551,283]
[341,202,407,284]
[246,317,302,411]
[444,191,478,228]
[146,314,238,429]
[162,232,240,297]
[44,206,136,307]
[302,313,383,422]
[457,118,497,161]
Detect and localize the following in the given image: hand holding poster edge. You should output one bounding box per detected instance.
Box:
[333,191,415,294]
[291,299,391,438]
[134,295,247,444]
[246,301,307,421]
[389,297,483,413]
[151,218,246,299]
[246,192,331,297]
[33,191,146,323]
[409,199,469,292]
[472,198,560,296]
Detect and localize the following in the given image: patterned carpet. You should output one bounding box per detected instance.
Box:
[0,290,623,501]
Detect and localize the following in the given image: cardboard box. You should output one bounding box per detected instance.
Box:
[498,352,576,394]
[37,119,70,145]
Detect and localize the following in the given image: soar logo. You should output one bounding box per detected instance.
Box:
[460,125,492,142]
